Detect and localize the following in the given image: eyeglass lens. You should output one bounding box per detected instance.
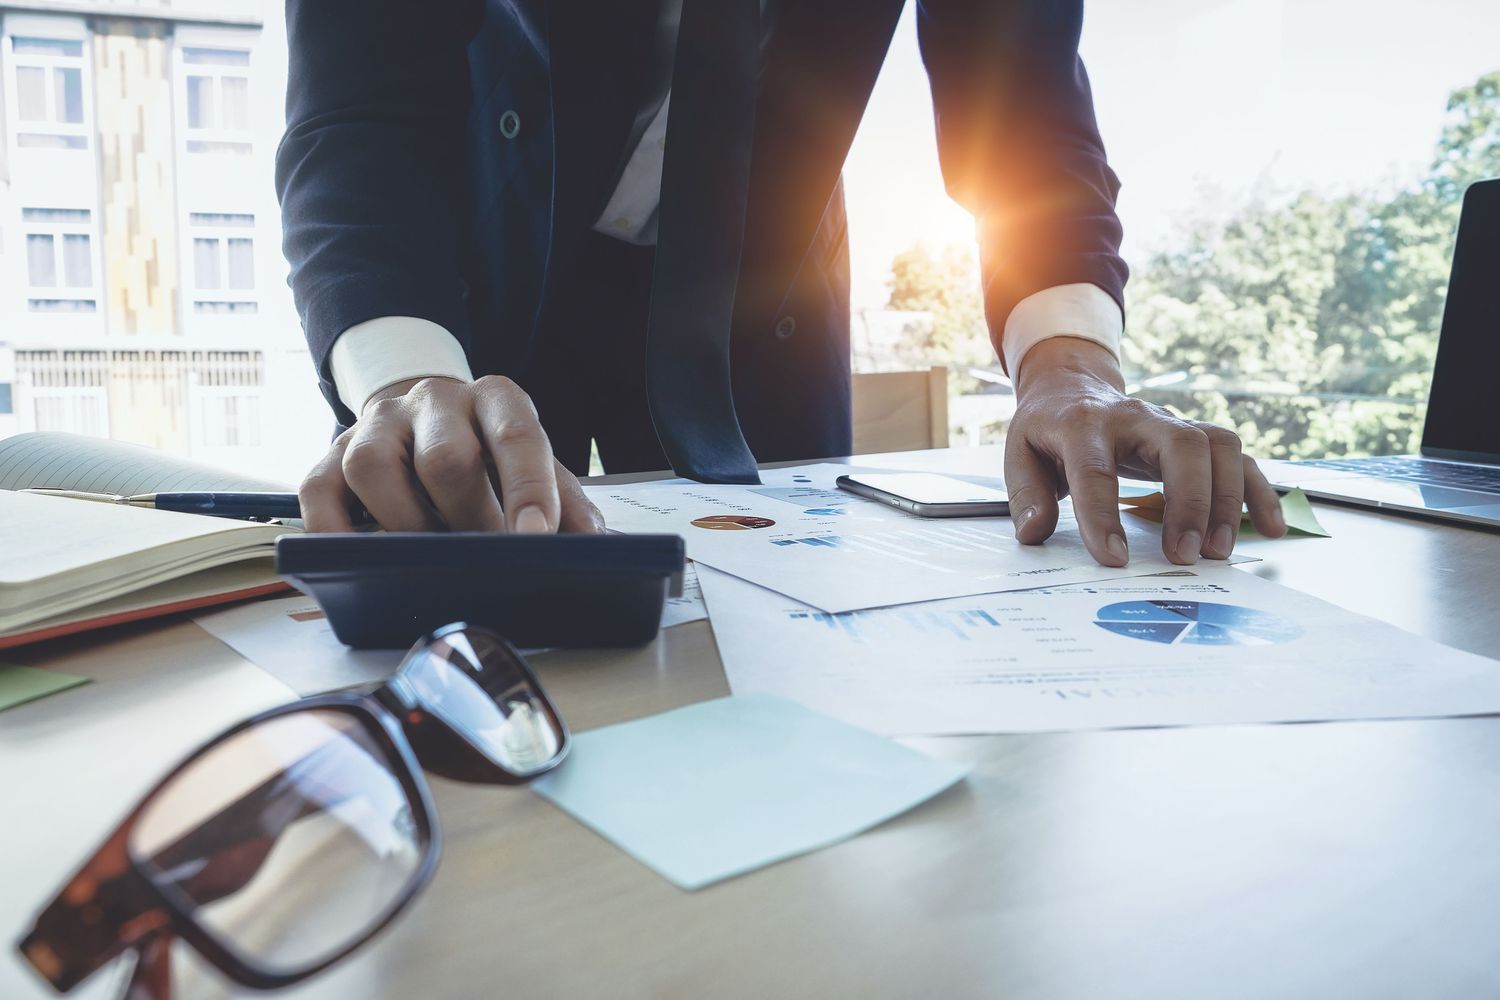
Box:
[404,631,565,775]
[127,709,425,976]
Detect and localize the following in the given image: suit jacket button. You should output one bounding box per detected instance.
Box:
[774,315,796,340]
[499,109,521,138]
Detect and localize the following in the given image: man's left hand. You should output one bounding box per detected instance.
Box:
[1003,337,1288,567]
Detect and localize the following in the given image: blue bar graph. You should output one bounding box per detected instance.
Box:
[772,536,845,548]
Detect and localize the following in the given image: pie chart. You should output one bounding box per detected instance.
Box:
[1094,600,1302,646]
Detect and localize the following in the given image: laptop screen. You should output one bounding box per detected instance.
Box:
[1422,179,1500,463]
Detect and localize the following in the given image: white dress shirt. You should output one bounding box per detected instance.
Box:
[329,7,1123,416]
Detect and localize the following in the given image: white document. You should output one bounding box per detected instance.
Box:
[661,562,708,629]
[194,595,405,694]
[588,463,1222,613]
[697,563,1500,735]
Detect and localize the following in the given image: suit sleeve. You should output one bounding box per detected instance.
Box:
[915,0,1128,357]
[275,0,486,426]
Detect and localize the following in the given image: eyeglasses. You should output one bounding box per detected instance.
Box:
[18,623,569,999]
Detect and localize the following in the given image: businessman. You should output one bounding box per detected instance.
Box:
[276,0,1287,567]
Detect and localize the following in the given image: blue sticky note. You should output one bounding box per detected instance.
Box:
[531,694,968,890]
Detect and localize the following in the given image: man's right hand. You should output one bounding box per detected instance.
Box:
[298,375,605,534]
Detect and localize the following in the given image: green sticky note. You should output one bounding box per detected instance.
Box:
[1121,487,1330,538]
[0,664,90,713]
[1261,487,1330,538]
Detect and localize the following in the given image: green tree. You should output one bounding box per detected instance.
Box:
[879,71,1500,457]
[1125,70,1500,459]
[886,242,991,369]
[1431,72,1500,205]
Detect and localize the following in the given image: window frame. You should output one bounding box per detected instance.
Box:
[20,207,101,314]
[189,381,264,448]
[173,41,254,156]
[2,27,92,151]
[185,212,259,315]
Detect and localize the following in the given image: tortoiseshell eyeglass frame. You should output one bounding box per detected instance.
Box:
[17,622,569,999]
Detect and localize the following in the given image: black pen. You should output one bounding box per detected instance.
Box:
[23,489,372,524]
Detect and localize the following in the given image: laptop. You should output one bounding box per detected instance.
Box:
[1260,178,1500,529]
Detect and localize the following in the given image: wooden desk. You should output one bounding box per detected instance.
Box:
[6,446,1500,1000]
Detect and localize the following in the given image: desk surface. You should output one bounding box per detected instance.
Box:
[7,446,1500,1000]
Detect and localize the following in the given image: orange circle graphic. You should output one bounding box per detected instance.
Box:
[690,514,777,530]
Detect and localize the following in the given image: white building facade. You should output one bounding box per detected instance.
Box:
[0,0,327,483]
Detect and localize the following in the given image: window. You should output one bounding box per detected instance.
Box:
[842,3,1500,458]
[24,232,90,286]
[16,352,109,438]
[8,35,89,150]
[226,238,255,289]
[187,352,265,449]
[180,46,252,155]
[193,392,262,447]
[187,212,258,314]
[21,208,97,313]
[31,393,107,434]
[1074,4,1500,460]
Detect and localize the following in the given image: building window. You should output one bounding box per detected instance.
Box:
[187,212,258,314]
[193,392,262,447]
[22,208,98,313]
[8,35,89,150]
[16,351,110,438]
[188,351,265,449]
[180,46,252,155]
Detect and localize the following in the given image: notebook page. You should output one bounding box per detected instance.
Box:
[0,490,281,589]
[0,432,289,495]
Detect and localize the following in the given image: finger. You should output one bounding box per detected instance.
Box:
[1243,456,1287,538]
[1003,432,1061,545]
[410,395,506,532]
[554,461,606,534]
[341,399,443,532]
[299,430,358,533]
[472,375,561,533]
[1056,437,1130,567]
[1144,418,1213,565]
[1196,423,1245,559]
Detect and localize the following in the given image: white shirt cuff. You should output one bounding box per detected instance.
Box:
[329,316,475,416]
[1001,283,1123,378]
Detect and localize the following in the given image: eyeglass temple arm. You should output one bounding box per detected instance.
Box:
[21,747,358,992]
[119,932,172,1000]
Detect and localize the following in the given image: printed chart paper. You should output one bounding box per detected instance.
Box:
[697,563,1500,735]
[195,595,405,694]
[587,464,1214,613]
[661,562,707,629]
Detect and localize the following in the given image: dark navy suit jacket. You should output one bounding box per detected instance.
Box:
[276,0,1127,462]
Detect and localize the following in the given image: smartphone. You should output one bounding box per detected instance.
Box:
[835,472,1010,518]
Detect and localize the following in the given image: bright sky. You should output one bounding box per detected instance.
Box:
[843,0,1500,311]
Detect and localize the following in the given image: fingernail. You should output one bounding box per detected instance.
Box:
[514,505,550,534]
[1106,533,1129,565]
[1210,524,1235,558]
[1177,530,1203,564]
[1013,506,1037,536]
